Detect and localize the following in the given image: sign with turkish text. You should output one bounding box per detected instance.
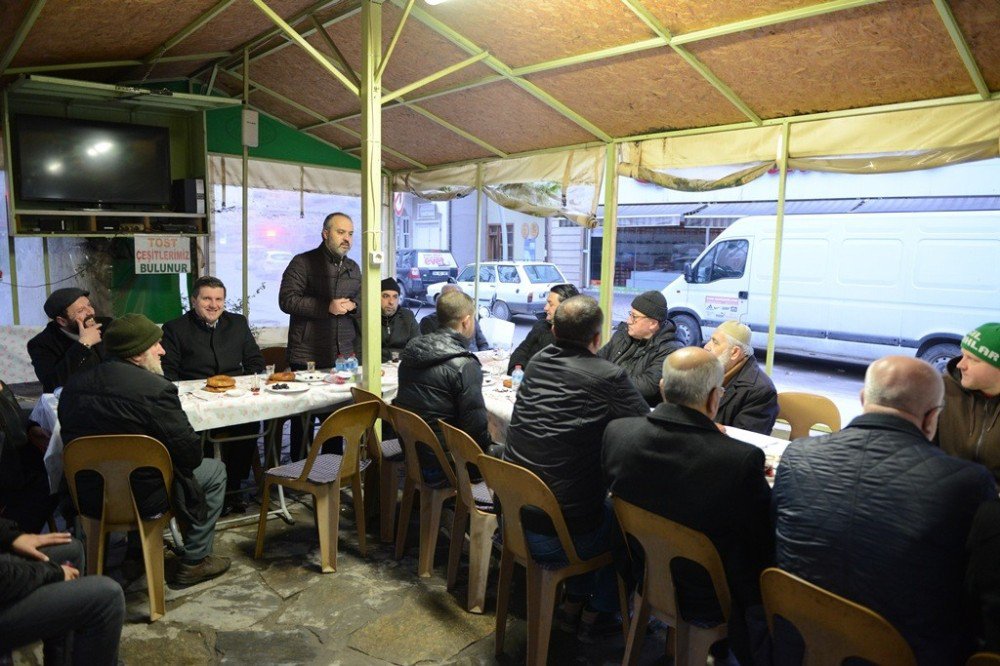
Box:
[134,236,191,274]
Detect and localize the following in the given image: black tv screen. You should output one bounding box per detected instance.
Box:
[13,115,172,207]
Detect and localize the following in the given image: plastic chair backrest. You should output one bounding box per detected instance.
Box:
[351,386,392,458]
[439,421,485,509]
[777,392,842,440]
[476,455,583,565]
[480,318,515,349]
[613,497,732,622]
[262,346,289,373]
[386,405,457,489]
[968,654,1000,666]
[295,401,379,483]
[760,567,916,666]
[63,435,174,527]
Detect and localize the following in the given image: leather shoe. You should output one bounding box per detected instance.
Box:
[172,555,231,586]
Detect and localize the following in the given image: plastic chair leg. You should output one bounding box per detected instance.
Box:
[379,460,401,543]
[314,488,341,574]
[465,513,497,614]
[137,516,168,622]
[350,474,367,557]
[253,480,273,559]
[80,516,102,575]
[525,566,559,666]
[394,478,416,560]
[622,591,652,666]
[494,548,515,656]
[417,488,449,578]
[446,500,470,591]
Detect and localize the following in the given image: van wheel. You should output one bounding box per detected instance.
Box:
[491,300,512,321]
[671,314,701,347]
[919,342,960,373]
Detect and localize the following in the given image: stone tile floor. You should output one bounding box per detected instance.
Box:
[13,496,675,665]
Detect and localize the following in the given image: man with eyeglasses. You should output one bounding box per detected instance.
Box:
[597,290,684,406]
[772,355,996,664]
[603,347,773,664]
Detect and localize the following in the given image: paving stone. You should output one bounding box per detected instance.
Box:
[272,570,380,637]
[164,574,283,631]
[120,625,215,665]
[215,629,319,664]
[347,589,495,665]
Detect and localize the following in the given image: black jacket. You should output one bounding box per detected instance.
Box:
[596,320,684,406]
[381,307,420,362]
[394,330,493,457]
[27,318,111,393]
[278,244,362,368]
[507,319,554,374]
[58,358,207,524]
[504,342,648,534]
[0,517,63,608]
[161,310,264,381]
[967,499,1000,653]
[419,312,490,351]
[715,355,779,435]
[604,403,772,607]
[773,413,996,665]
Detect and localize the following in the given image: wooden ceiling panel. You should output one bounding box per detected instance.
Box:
[344,106,495,167]
[640,0,831,34]
[952,0,1000,90]
[170,0,320,56]
[528,48,747,137]
[687,0,975,119]
[423,0,654,69]
[0,0,33,58]
[12,0,215,68]
[419,81,600,154]
[239,46,358,119]
[249,90,322,128]
[309,124,359,148]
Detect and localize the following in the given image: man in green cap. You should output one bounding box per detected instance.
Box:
[937,322,1000,485]
[58,314,230,586]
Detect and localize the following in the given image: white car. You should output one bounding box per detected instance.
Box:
[426,261,567,321]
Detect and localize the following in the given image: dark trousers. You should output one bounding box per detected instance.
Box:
[0,540,125,666]
[204,422,261,493]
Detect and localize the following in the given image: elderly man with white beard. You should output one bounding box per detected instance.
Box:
[58,314,230,586]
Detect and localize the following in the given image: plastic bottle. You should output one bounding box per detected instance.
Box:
[347,354,358,372]
[335,354,346,373]
[511,364,524,391]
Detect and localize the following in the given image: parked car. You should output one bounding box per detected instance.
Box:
[395,249,458,302]
[427,261,568,321]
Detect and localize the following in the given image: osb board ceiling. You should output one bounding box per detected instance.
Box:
[1,0,998,173]
[526,49,748,137]
[418,80,599,154]
[687,1,977,119]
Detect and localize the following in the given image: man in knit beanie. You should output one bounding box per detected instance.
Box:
[58,314,231,585]
[937,323,1000,485]
[380,277,419,362]
[597,290,684,406]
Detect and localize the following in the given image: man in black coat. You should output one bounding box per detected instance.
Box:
[773,356,996,665]
[161,276,265,512]
[380,277,419,362]
[419,284,490,352]
[505,295,649,637]
[0,379,54,533]
[704,320,778,435]
[603,346,773,663]
[395,290,494,479]
[597,290,684,406]
[27,287,110,393]
[59,314,230,586]
[507,282,578,374]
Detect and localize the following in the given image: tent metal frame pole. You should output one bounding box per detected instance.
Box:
[599,143,619,343]
[0,0,47,75]
[765,123,791,375]
[376,0,416,81]
[143,0,238,65]
[931,0,990,99]
[360,0,383,392]
[473,165,484,310]
[7,52,233,75]
[1,92,18,324]
[242,48,251,320]
[308,14,361,87]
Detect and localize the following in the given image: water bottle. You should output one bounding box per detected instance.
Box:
[347,354,358,372]
[335,354,346,373]
[511,364,524,391]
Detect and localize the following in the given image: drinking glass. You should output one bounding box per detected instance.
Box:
[249,374,261,394]
[390,351,400,363]
[265,363,275,377]
[306,360,316,372]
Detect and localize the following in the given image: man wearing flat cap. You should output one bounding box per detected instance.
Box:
[380,277,419,362]
[597,290,684,406]
[703,320,779,435]
[937,322,1000,485]
[27,288,111,393]
[58,314,230,586]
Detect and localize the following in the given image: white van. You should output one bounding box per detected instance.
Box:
[662,212,1000,369]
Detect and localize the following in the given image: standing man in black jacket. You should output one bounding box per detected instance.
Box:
[597,290,684,406]
[703,320,778,435]
[27,287,110,393]
[505,295,649,639]
[59,314,230,586]
[603,347,773,663]
[161,276,265,512]
[380,277,419,362]
[507,282,578,374]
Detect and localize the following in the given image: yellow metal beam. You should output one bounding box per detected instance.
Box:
[599,144,619,344]
[381,51,489,104]
[0,0,46,75]
[376,0,416,81]
[765,123,791,375]
[360,0,383,394]
[401,101,507,158]
[931,0,990,99]
[511,38,665,77]
[242,47,251,318]
[6,52,232,75]
[144,0,237,64]
[249,0,359,97]
[308,13,360,87]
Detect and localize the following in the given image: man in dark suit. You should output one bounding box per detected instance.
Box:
[27,288,110,393]
[603,347,773,663]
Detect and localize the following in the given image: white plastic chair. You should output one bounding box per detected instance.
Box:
[480,318,515,349]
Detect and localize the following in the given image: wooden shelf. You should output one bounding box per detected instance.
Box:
[13,211,206,236]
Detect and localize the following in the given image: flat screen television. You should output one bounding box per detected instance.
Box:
[13,114,172,208]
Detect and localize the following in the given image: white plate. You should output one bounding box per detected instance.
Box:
[264,381,310,394]
[295,371,326,382]
[482,376,496,386]
[225,388,249,398]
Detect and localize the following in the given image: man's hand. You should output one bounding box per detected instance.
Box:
[716,423,727,434]
[61,564,80,581]
[27,425,51,454]
[77,314,102,348]
[329,298,357,316]
[11,532,72,561]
